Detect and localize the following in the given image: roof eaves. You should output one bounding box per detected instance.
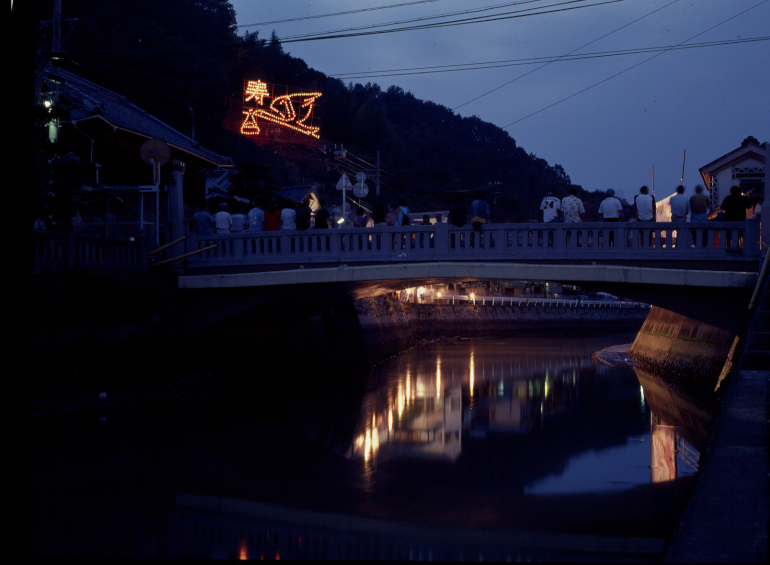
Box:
[698,144,765,174]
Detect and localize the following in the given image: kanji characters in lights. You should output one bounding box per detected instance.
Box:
[241,80,321,139]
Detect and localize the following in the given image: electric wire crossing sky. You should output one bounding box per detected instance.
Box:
[240,80,322,139]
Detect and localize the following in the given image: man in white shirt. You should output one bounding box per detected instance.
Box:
[247,202,266,232]
[540,190,562,223]
[598,189,624,222]
[215,202,232,233]
[561,188,585,222]
[635,186,655,222]
[230,206,247,232]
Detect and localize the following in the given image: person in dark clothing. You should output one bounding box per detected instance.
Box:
[264,201,281,231]
[720,185,751,221]
[372,198,387,226]
[193,203,215,235]
[314,199,330,229]
[448,194,468,227]
[353,207,369,227]
[295,200,312,230]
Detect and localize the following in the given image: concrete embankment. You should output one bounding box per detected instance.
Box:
[662,267,769,563]
[628,306,739,396]
[354,296,649,367]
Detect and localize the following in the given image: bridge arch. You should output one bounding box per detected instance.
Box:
[180,262,757,336]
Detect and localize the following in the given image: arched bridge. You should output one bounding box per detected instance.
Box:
[176,221,764,336]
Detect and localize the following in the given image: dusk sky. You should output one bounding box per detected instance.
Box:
[230,0,769,202]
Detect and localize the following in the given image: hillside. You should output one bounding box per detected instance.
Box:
[37,0,623,221]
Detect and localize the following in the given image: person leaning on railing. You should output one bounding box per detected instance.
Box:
[635,186,656,222]
[598,189,623,222]
[313,199,330,229]
[720,185,752,221]
[561,187,586,222]
[690,185,710,223]
[372,198,388,227]
[669,186,690,222]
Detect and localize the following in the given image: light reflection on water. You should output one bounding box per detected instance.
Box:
[350,336,709,500]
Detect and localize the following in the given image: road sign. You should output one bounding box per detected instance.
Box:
[355,172,367,183]
[336,172,352,191]
[353,182,369,198]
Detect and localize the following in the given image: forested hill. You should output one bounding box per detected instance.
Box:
[37,0,621,221]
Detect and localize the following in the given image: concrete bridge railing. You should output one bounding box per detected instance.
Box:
[181,219,762,270]
[428,295,650,308]
[34,231,145,272]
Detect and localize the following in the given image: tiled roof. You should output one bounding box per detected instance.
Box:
[279,186,314,203]
[49,66,233,167]
[205,169,237,199]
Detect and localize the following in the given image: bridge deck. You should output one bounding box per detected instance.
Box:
[178,262,758,290]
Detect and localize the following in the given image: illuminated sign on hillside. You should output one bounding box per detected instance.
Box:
[241,80,321,139]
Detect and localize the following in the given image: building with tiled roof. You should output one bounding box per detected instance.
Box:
[278,185,322,213]
[698,137,766,213]
[45,66,232,189]
[205,169,238,200]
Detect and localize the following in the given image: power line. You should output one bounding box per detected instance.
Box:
[331,36,769,79]
[279,0,624,44]
[500,0,770,129]
[273,0,544,39]
[59,0,616,57]
[238,0,445,28]
[358,0,684,155]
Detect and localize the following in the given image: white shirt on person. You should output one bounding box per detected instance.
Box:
[636,193,654,221]
[248,207,265,232]
[215,211,232,233]
[280,208,297,230]
[599,197,622,219]
[561,195,585,222]
[230,213,246,232]
[540,196,561,222]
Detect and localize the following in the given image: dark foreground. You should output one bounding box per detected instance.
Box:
[33,334,715,560]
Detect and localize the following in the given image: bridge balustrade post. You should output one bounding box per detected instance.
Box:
[551,225,565,252]
[434,223,449,257]
[67,230,75,269]
[234,234,244,260]
[493,227,506,255]
[745,218,761,259]
[281,233,291,259]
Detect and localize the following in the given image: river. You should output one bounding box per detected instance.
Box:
[33,333,712,559]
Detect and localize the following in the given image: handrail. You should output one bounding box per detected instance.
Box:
[150,244,217,267]
[149,235,186,256]
[748,250,768,310]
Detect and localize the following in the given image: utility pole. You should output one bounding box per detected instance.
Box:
[53,0,62,53]
[376,149,380,199]
[51,0,62,142]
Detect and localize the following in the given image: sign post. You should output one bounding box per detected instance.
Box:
[336,173,352,227]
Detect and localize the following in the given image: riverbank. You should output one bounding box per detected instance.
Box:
[355,295,649,368]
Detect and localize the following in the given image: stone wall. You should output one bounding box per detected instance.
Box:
[353,296,648,368]
[628,306,739,395]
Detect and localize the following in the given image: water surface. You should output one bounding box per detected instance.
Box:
[33,334,711,558]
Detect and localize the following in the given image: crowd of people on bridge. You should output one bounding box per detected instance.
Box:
[539,184,760,224]
[185,183,759,237]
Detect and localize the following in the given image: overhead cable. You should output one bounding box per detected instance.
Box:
[500,0,770,129]
[332,36,769,79]
[238,0,445,28]
[359,0,683,155]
